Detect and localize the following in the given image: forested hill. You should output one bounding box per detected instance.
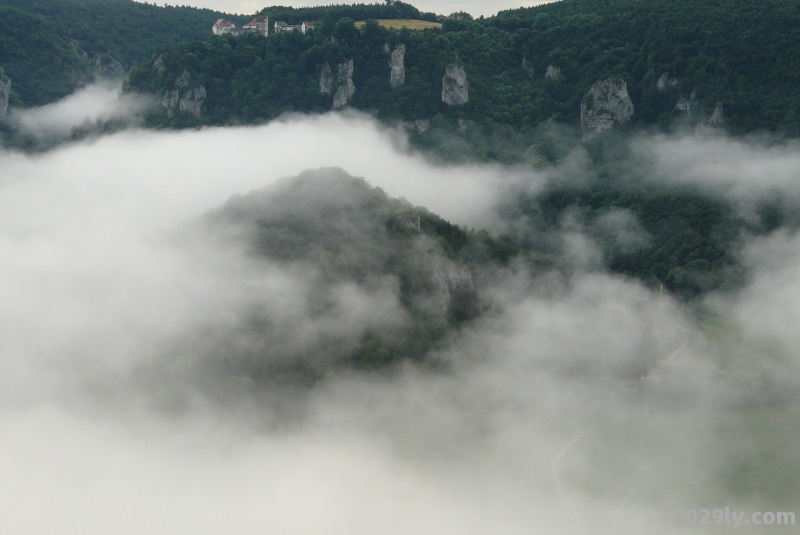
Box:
[0,0,241,106]
[126,0,800,137]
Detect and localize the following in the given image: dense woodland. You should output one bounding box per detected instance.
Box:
[0,0,240,106]
[124,0,800,137]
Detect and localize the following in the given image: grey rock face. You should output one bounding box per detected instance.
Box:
[0,67,10,118]
[442,64,469,105]
[179,86,207,118]
[393,211,420,233]
[94,55,124,77]
[319,63,333,95]
[433,264,473,313]
[656,72,677,91]
[522,57,534,76]
[389,44,406,88]
[580,78,634,137]
[403,119,430,133]
[70,41,89,64]
[704,102,724,127]
[153,55,165,73]
[545,65,561,79]
[70,42,124,77]
[675,89,697,112]
[332,59,355,109]
[162,70,206,118]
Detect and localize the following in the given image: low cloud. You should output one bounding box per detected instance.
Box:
[1,111,799,533]
[8,81,151,138]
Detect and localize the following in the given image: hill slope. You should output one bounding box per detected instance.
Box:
[0,0,241,106]
[127,0,800,136]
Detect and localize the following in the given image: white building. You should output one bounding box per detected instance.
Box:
[212,19,237,36]
[243,15,269,36]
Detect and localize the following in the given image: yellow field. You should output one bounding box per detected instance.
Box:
[355,19,442,30]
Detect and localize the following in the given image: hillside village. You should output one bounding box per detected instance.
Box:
[212,15,314,37]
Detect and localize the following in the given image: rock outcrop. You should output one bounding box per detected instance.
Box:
[332,59,355,109]
[70,41,124,77]
[162,70,207,118]
[522,57,534,76]
[433,264,473,313]
[389,44,406,88]
[580,78,634,137]
[0,67,11,119]
[702,102,724,127]
[153,55,165,73]
[656,72,677,91]
[403,119,430,133]
[319,63,333,95]
[675,89,698,112]
[545,65,561,79]
[393,211,421,233]
[442,64,469,105]
[94,55,124,77]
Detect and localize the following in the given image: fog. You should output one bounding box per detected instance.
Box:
[1,102,799,533]
[8,82,151,139]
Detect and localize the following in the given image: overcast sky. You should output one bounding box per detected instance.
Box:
[148,0,553,18]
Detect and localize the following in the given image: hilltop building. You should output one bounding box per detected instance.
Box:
[213,16,270,37]
[212,19,237,35]
[243,16,269,36]
[274,20,314,34]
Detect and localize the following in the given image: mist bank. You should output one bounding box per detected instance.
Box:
[1,114,800,533]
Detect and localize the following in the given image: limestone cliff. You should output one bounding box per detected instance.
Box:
[94,55,124,77]
[332,59,355,109]
[522,57,534,76]
[319,63,333,95]
[162,70,206,119]
[545,65,561,79]
[433,263,473,313]
[580,78,634,137]
[701,102,724,128]
[70,41,125,77]
[656,72,677,91]
[153,55,165,73]
[675,89,698,112]
[0,67,11,119]
[389,44,406,88]
[442,64,469,105]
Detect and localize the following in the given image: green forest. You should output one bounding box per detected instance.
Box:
[125,0,800,136]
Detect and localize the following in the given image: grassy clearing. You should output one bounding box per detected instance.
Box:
[354,19,442,30]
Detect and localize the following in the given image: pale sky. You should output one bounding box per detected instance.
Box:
[148,0,553,18]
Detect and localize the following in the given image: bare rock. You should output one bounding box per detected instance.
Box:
[699,102,724,129]
[442,64,469,105]
[389,44,406,88]
[94,55,124,77]
[393,211,420,233]
[153,55,165,73]
[675,89,697,112]
[656,72,677,91]
[162,70,206,118]
[580,78,634,137]
[179,86,207,118]
[522,57,534,76]
[545,65,561,79]
[319,63,333,95]
[0,67,10,118]
[332,59,355,109]
[433,264,473,313]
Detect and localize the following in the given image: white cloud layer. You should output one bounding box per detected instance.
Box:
[8,82,151,138]
[1,108,800,534]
